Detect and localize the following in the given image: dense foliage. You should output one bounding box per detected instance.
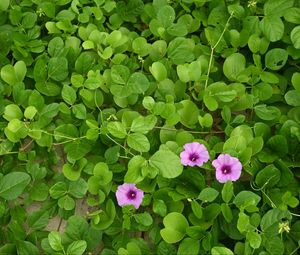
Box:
[0,0,300,254]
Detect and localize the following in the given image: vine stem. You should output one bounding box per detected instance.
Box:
[204,11,234,90]
[105,134,136,157]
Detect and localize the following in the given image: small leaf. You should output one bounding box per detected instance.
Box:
[198,188,219,202]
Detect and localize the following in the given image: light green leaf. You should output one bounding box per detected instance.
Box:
[291,26,300,49]
[0,172,31,200]
[127,133,150,152]
[67,240,87,255]
[48,57,68,81]
[260,16,284,42]
[62,85,76,105]
[150,149,183,178]
[107,121,127,139]
[223,53,246,81]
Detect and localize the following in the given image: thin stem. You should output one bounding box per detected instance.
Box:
[290,246,300,255]
[204,11,234,89]
[106,134,135,157]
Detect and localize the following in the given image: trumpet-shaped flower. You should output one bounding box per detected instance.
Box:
[116,183,144,209]
[212,154,242,183]
[180,142,210,167]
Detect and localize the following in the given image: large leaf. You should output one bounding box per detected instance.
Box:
[223,53,246,81]
[149,149,183,178]
[0,172,31,200]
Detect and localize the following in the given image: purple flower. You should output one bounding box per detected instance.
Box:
[180,142,210,167]
[212,154,242,183]
[116,183,144,209]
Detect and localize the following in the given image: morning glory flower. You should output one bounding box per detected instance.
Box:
[116,183,144,209]
[180,142,210,167]
[212,154,242,183]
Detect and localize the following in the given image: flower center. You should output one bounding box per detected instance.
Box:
[127,190,137,200]
[189,153,199,162]
[221,165,232,175]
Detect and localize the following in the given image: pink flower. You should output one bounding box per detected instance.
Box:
[116,183,144,209]
[212,154,242,183]
[180,142,210,167]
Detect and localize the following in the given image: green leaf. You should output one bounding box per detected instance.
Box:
[198,188,219,203]
[107,121,127,139]
[124,156,146,183]
[1,61,27,85]
[177,238,200,255]
[62,85,76,105]
[291,26,300,49]
[150,62,167,81]
[191,200,203,219]
[222,181,233,203]
[48,231,63,251]
[134,212,153,227]
[69,178,88,198]
[255,165,281,188]
[24,106,38,120]
[63,163,81,181]
[48,57,68,81]
[67,240,87,255]
[16,241,40,255]
[153,199,167,217]
[264,0,294,17]
[246,231,261,249]
[131,115,157,134]
[254,105,281,121]
[233,191,261,211]
[48,37,65,57]
[260,16,284,42]
[3,104,23,121]
[28,210,49,230]
[211,246,234,255]
[265,236,284,255]
[223,53,246,81]
[157,5,175,28]
[0,172,31,200]
[93,162,113,185]
[0,0,9,11]
[149,149,183,178]
[49,182,68,199]
[127,72,150,94]
[58,195,75,210]
[265,48,288,70]
[167,37,195,64]
[111,65,130,85]
[160,212,189,243]
[177,100,200,128]
[221,203,233,223]
[127,133,150,152]
[267,135,288,157]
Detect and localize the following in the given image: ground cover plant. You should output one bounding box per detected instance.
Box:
[0,0,300,254]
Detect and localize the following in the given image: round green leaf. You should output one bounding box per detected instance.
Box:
[255,165,281,188]
[127,133,150,152]
[265,48,288,70]
[3,104,23,121]
[223,53,246,81]
[0,172,31,200]
[149,149,183,178]
[198,188,219,203]
[285,90,300,106]
[160,212,189,243]
[291,26,300,49]
[260,16,284,42]
[150,62,167,81]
